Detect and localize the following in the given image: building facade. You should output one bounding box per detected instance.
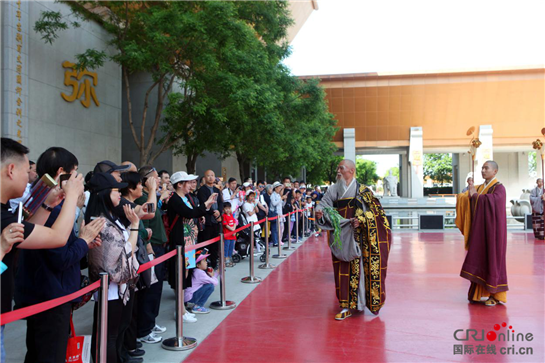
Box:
[303,67,545,201]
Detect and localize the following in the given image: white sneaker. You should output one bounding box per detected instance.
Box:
[173,310,196,320]
[152,324,166,334]
[183,311,197,323]
[137,332,162,344]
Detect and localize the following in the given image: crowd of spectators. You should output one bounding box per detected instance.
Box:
[0,137,322,363]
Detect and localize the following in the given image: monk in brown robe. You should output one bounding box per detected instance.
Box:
[316,159,391,320]
[456,160,508,307]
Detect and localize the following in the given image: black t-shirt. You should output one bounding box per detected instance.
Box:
[113,198,136,228]
[1,203,35,313]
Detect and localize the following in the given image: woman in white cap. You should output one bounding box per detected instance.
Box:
[167,172,217,322]
[270,182,286,246]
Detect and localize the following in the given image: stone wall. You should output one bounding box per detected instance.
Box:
[1,0,122,174]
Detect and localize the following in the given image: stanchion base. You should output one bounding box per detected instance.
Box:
[161,336,197,351]
[258,263,276,269]
[241,276,262,283]
[272,254,287,259]
[209,300,237,310]
[283,246,296,250]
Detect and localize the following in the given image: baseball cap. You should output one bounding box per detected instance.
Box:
[93,160,131,175]
[88,172,128,192]
[171,171,199,184]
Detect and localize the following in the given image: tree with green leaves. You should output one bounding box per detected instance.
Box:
[383,166,399,179]
[34,1,294,166]
[423,153,453,186]
[306,154,343,185]
[356,159,379,186]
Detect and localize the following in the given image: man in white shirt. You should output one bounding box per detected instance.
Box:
[222,178,243,219]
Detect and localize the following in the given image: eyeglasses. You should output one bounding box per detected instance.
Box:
[258,185,264,188]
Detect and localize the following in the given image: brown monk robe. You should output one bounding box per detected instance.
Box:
[456,160,508,307]
[316,159,391,320]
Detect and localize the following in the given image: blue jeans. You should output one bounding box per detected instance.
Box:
[224,239,235,258]
[188,284,214,307]
[270,220,278,245]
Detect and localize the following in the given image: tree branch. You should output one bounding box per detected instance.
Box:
[140,77,162,159]
[144,74,176,159]
[123,67,140,149]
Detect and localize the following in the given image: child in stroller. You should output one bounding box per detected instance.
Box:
[231,212,266,263]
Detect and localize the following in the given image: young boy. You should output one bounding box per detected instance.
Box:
[222,202,237,267]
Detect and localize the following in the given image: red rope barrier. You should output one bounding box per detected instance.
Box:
[186,236,220,252]
[0,280,101,325]
[0,208,315,325]
[137,249,176,273]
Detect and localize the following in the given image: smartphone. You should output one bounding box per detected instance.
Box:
[145,202,155,213]
[59,174,71,188]
[17,202,23,223]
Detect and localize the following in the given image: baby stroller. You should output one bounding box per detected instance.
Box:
[231,213,267,263]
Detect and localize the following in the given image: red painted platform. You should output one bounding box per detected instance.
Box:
[185,232,544,362]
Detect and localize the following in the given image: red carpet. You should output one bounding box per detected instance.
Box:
[185,232,544,362]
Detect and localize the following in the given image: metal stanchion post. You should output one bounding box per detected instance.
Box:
[313,207,316,235]
[273,215,287,259]
[210,233,237,309]
[241,222,262,283]
[284,211,296,250]
[162,246,197,351]
[96,273,109,363]
[302,208,307,238]
[259,217,276,269]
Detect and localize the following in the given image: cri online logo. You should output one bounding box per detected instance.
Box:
[454,323,534,342]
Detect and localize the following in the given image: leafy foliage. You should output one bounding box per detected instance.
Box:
[356,159,379,186]
[423,153,453,186]
[383,166,399,179]
[35,1,337,174]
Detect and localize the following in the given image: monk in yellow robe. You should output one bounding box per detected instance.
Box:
[456,160,508,307]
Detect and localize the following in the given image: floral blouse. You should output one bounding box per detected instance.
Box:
[88,218,139,304]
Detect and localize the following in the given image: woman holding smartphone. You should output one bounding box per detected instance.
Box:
[166,171,217,321]
[85,172,140,363]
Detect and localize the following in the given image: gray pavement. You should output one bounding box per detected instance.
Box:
[4,236,312,363]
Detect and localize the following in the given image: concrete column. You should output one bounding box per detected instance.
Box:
[408,127,424,198]
[457,152,472,192]
[536,149,544,183]
[399,153,409,197]
[1,0,29,144]
[474,125,493,184]
[452,153,460,193]
[343,128,356,162]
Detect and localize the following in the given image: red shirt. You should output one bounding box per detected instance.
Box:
[222,214,237,238]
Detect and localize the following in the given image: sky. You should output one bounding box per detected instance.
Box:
[358,155,399,177]
[284,0,545,76]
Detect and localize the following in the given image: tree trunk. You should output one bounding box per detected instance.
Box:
[236,152,246,182]
[186,153,198,174]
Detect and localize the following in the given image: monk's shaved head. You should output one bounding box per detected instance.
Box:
[481,160,498,182]
[342,159,356,170]
[484,160,498,171]
[337,159,356,183]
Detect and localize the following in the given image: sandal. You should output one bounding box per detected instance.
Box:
[334,310,352,321]
[485,297,497,307]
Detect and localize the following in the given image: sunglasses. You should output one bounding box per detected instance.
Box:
[143,167,157,177]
